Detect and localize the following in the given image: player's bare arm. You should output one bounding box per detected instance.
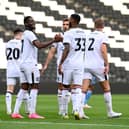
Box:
[58,43,69,74]
[41,46,56,74]
[33,34,63,49]
[101,43,109,74]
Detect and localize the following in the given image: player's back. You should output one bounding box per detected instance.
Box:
[20,30,38,64]
[63,28,86,69]
[85,30,109,69]
[6,39,22,77]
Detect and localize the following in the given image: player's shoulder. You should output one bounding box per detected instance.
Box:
[94,30,106,35]
[24,30,35,36]
[7,39,14,43]
[6,39,15,46]
[64,29,71,34]
[98,31,108,40]
[90,30,106,37]
[102,31,108,37]
[63,30,72,38]
[64,28,81,35]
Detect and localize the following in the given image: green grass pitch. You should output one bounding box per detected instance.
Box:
[0,94,129,129]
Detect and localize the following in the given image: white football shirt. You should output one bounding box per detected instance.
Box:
[63,28,86,69]
[52,32,65,67]
[20,30,38,64]
[52,42,64,66]
[6,39,22,77]
[84,30,109,69]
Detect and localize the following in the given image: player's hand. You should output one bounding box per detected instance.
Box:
[41,64,47,75]
[104,65,109,74]
[54,34,63,42]
[58,64,63,75]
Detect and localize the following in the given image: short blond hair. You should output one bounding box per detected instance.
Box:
[94,18,104,28]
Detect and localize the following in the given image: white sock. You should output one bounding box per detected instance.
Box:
[104,92,113,114]
[57,89,63,115]
[13,89,26,114]
[82,92,86,106]
[68,91,71,103]
[29,89,38,114]
[71,88,82,113]
[5,92,12,114]
[23,91,30,114]
[62,90,69,115]
[79,92,85,117]
[71,89,76,112]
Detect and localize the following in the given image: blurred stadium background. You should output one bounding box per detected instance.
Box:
[0,0,129,94]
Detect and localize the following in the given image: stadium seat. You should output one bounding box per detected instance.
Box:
[0,0,129,85]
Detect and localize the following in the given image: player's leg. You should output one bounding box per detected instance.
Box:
[6,78,15,115]
[12,64,30,118]
[12,83,29,118]
[84,85,94,109]
[57,83,63,115]
[95,68,122,118]
[23,90,30,114]
[100,80,122,118]
[57,82,71,116]
[81,70,94,118]
[81,78,91,119]
[61,69,72,119]
[72,69,87,120]
[61,86,70,119]
[27,64,44,119]
[56,70,64,115]
[84,76,96,108]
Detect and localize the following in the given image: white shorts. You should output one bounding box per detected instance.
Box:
[6,66,20,77]
[6,77,19,85]
[83,68,109,82]
[62,69,83,86]
[20,63,40,84]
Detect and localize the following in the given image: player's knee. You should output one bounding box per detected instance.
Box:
[30,83,39,89]
[103,86,111,92]
[63,84,70,89]
[88,85,94,91]
[104,89,111,92]
[21,83,29,90]
[58,83,63,90]
[82,87,87,93]
[82,85,88,93]
[7,86,14,93]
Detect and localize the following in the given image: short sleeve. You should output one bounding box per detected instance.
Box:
[27,31,37,44]
[51,43,57,48]
[102,33,109,44]
[63,31,72,45]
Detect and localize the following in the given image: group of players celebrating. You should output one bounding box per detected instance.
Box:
[5,14,122,120]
